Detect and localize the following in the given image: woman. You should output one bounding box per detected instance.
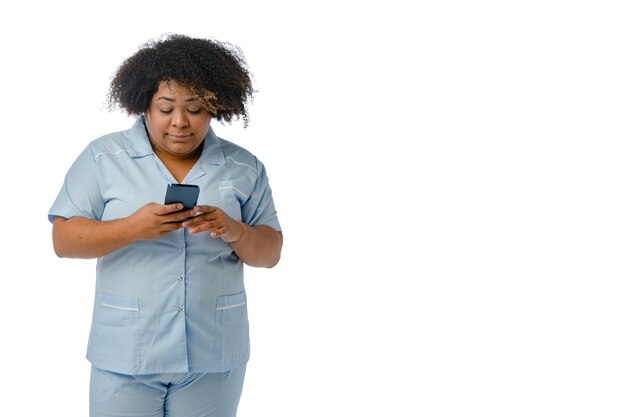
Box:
[49,34,282,417]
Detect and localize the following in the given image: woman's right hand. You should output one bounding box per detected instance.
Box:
[127,202,196,241]
[52,203,196,259]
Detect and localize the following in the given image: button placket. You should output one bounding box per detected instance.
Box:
[177,232,186,317]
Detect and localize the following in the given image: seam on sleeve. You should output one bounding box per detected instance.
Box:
[225,156,258,173]
[94,149,131,160]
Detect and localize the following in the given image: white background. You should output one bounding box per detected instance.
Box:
[1,1,625,416]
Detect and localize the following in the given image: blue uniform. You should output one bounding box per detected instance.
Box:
[49,117,281,375]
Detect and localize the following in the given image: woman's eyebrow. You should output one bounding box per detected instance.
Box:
[156,97,199,102]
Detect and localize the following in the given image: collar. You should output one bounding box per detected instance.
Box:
[200,125,226,167]
[124,116,226,167]
[124,117,154,157]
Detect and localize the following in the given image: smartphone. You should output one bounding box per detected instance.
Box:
[164,184,200,214]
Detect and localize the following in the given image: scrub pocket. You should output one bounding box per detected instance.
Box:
[218,180,243,221]
[88,292,140,368]
[213,292,250,361]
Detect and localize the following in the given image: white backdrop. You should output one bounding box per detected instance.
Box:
[1,1,625,416]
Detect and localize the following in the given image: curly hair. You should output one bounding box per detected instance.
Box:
[107,34,254,126]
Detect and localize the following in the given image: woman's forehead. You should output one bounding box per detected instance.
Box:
[154,80,198,100]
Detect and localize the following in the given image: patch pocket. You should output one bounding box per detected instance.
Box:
[218,181,244,221]
[88,293,140,366]
[213,292,250,361]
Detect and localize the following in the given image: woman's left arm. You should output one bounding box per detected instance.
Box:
[231,224,282,268]
[183,205,283,268]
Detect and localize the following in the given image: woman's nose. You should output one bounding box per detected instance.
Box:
[172,110,189,128]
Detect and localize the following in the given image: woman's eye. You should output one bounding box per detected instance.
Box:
[188,108,202,114]
[159,109,173,114]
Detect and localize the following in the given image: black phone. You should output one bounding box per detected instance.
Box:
[164,184,200,211]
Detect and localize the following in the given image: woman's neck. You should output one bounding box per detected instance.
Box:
[153,146,202,183]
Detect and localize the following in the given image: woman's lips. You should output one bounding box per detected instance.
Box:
[169,133,192,141]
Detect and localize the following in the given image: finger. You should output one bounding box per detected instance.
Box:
[160,203,184,215]
[167,221,184,231]
[182,218,210,230]
[188,218,226,235]
[181,214,206,228]
[192,224,222,237]
[160,221,183,235]
[193,205,218,214]
[167,210,197,222]
[184,214,222,229]
[183,207,225,224]
[187,220,217,234]
[210,226,227,238]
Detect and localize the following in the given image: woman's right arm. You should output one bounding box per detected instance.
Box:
[52,202,194,259]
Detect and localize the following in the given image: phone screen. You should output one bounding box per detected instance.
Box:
[164,184,200,210]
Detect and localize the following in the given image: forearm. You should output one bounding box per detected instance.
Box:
[231,224,282,268]
[52,216,135,259]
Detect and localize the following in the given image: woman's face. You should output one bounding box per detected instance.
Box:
[145,80,212,160]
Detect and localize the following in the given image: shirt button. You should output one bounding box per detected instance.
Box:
[178,276,183,281]
[178,307,183,313]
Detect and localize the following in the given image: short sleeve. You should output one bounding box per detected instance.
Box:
[48,145,105,223]
[241,160,281,232]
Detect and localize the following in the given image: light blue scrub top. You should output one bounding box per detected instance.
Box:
[49,117,281,375]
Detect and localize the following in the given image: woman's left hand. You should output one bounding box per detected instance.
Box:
[182,205,245,242]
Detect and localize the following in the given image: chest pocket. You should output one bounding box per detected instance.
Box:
[218,181,244,221]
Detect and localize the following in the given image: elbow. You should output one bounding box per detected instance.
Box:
[52,234,92,259]
[51,218,73,258]
[52,238,70,258]
[245,252,280,268]
[244,241,282,268]
[265,232,282,268]
[51,229,64,258]
[265,252,281,269]
[241,228,282,268]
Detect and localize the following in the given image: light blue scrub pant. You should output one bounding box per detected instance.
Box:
[89,365,246,417]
